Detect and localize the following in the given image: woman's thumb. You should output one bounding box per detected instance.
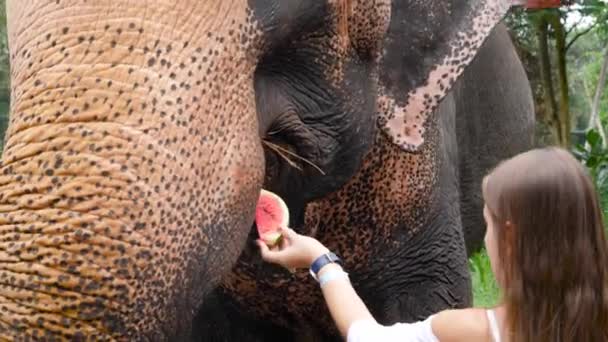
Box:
[257,239,283,264]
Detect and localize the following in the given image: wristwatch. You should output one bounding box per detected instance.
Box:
[309,252,343,281]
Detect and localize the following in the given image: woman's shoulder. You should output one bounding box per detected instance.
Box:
[431,307,493,342]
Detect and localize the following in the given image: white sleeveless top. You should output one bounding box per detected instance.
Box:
[347,310,501,342]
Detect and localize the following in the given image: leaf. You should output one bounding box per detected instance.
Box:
[587,129,601,147]
[588,155,599,168]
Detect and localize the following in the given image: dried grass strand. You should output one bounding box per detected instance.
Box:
[262,140,326,175]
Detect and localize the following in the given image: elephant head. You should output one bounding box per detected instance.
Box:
[1,0,516,339]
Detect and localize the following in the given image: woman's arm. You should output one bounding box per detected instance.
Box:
[317,263,484,341]
[315,263,375,338]
[257,226,489,341]
[432,308,490,342]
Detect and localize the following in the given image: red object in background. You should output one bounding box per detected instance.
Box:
[523,0,562,9]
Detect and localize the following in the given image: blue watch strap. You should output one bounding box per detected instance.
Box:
[309,252,342,280]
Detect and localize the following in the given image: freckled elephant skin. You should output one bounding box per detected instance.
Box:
[1,0,532,340]
[2,1,266,339]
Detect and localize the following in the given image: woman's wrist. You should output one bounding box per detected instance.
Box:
[316,263,344,277]
[307,245,330,266]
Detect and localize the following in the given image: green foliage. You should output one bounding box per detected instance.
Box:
[575,0,608,36]
[573,129,608,217]
[469,249,500,308]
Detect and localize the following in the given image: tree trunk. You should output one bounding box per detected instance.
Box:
[588,44,608,147]
[582,75,608,148]
[536,14,561,144]
[549,12,570,147]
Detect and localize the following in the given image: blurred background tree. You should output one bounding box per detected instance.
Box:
[506,0,608,147]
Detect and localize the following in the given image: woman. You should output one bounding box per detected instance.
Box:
[258,147,608,341]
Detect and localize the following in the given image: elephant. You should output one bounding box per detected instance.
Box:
[0,0,533,340]
[193,20,535,342]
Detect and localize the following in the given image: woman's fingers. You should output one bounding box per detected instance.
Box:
[257,240,277,262]
[257,239,289,265]
[257,239,270,254]
[258,227,320,272]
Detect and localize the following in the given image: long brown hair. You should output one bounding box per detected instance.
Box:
[482,147,608,342]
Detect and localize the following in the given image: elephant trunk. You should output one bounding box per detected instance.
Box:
[0,1,264,339]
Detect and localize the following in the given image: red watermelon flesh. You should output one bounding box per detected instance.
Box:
[255,189,289,247]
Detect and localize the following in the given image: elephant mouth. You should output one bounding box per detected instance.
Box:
[236,144,313,268]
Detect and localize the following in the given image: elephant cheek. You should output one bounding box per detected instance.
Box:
[0,1,267,339]
[202,140,266,284]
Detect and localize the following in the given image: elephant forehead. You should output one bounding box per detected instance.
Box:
[347,0,391,56]
[8,1,262,95]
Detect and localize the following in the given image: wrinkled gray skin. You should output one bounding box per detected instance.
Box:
[193,24,534,342]
[456,25,535,255]
[0,0,532,340]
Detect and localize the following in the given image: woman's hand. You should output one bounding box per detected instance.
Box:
[260,228,377,339]
[257,226,330,270]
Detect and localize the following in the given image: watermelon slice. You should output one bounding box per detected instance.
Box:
[255,189,289,247]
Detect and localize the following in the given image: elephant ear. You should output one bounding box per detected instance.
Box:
[378,0,516,152]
